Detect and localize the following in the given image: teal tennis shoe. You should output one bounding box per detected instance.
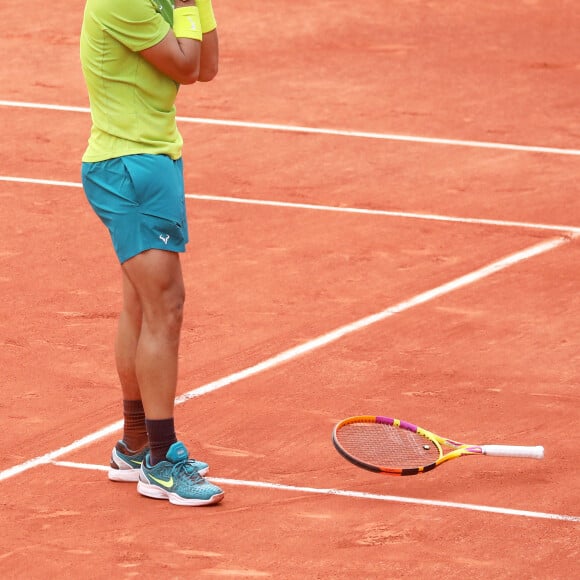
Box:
[108,441,148,482]
[137,442,223,506]
[108,440,209,482]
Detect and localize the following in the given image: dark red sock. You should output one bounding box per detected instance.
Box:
[146,418,177,465]
[122,399,148,451]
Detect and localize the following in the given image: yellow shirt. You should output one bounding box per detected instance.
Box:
[80,0,183,162]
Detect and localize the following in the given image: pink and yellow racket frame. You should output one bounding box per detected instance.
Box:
[332,415,544,476]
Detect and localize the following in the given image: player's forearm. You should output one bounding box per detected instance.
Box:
[172,0,203,83]
[173,36,203,84]
[191,0,218,82]
[198,28,219,82]
[174,0,218,83]
[141,0,216,85]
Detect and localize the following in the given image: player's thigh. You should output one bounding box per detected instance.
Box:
[121,268,143,321]
[122,249,185,315]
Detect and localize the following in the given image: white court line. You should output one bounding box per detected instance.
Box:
[0,176,80,189]
[1,99,580,156]
[0,235,573,484]
[187,193,580,236]
[50,461,580,523]
[1,175,579,235]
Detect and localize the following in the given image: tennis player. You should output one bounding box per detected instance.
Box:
[80,0,223,506]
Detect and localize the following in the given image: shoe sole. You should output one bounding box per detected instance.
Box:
[137,481,224,506]
[108,468,141,482]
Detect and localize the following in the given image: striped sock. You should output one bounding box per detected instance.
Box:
[122,399,148,452]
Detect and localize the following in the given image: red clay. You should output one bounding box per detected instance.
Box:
[1,1,578,578]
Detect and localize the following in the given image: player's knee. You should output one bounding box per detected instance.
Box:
[168,285,185,330]
[143,286,184,338]
[168,296,184,332]
[161,288,184,334]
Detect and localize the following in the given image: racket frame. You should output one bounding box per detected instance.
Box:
[332,415,544,476]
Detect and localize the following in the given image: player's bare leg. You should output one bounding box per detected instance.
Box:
[121,249,184,421]
[116,270,143,403]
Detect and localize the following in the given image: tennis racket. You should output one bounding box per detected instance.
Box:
[332,415,544,476]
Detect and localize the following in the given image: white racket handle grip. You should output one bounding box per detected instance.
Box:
[481,445,544,459]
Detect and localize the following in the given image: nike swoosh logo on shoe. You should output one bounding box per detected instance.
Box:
[149,474,174,488]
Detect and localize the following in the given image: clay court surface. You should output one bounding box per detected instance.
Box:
[1,1,579,578]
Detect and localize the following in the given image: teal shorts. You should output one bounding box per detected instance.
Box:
[81,154,189,264]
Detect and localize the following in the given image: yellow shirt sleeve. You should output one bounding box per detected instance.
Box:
[87,0,170,52]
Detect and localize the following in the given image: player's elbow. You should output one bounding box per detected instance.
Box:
[175,64,201,85]
[178,73,199,85]
[198,62,218,82]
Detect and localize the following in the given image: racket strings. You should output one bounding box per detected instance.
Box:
[336,423,440,469]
